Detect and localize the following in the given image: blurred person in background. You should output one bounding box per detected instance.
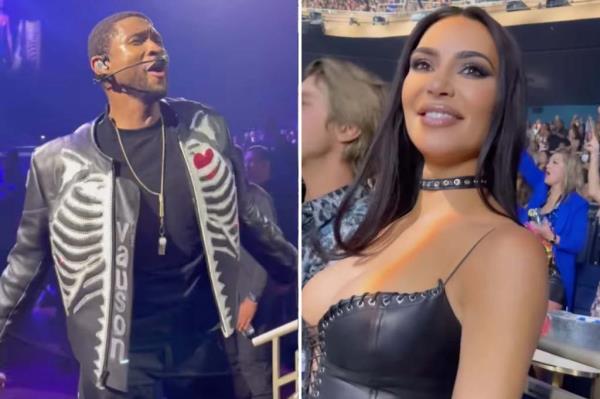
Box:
[301,57,387,284]
[520,148,589,311]
[245,145,272,190]
[567,124,583,154]
[0,0,12,73]
[553,115,566,136]
[584,121,600,317]
[547,120,570,151]
[585,118,600,205]
[300,56,387,393]
[535,122,550,152]
[535,150,550,170]
[223,145,289,399]
[245,144,297,243]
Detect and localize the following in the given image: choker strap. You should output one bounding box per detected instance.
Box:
[420,176,486,191]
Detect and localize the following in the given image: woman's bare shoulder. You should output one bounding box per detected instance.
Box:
[458,220,548,305]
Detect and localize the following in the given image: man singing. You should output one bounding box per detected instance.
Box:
[0,11,296,398]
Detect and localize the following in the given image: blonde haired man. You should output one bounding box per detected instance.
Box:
[302,58,387,201]
[301,57,387,391]
[302,57,387,283]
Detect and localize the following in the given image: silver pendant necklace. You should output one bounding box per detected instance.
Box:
[111,116,167,255]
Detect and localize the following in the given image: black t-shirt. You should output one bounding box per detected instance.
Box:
[95,116,219,345]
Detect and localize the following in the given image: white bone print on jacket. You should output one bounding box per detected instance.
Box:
[184,139,240,332]
[50,149,112,382]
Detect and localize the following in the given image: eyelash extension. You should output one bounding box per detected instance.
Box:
[409,58,492,78]
[461,64,491,78]
[409,58,431,71]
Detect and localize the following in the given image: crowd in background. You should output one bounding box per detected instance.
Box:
[522,110,600,205]
[233,127,297,151]
[233,127,299,244]
[518,110,600,313]
[303,0,459,11]
[0,0,42,76]
[302,0,396,11]
[517,107,600,315]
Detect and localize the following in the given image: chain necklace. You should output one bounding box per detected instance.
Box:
[111,116,167,256]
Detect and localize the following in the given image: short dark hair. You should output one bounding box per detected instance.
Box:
[87,11,152,59]
[335,6,527,255]
[246,145,271,163]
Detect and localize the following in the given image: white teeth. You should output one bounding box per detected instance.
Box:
[425,111,455,120]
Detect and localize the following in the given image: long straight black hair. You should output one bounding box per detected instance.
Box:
[334,6,527,256]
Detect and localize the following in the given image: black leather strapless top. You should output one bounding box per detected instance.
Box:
[304,229,496,398]
[306,280,461,398]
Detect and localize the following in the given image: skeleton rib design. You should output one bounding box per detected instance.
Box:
[184,139,240,335]
[50,149,112,382]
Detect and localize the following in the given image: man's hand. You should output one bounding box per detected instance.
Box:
[0,372,6,390]
[236,297,258,333]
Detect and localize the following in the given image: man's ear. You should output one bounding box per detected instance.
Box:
[333,124,361,144]
[90,55,110,77]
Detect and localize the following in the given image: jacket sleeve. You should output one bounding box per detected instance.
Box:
[217,116,297,284]
[238,248,268,303]
[0,154,51,341]
[518,151,547,208]
[554,199,589,255]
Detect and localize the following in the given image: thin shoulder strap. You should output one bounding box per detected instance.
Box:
[443,228,496,285]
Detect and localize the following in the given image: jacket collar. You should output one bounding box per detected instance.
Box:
[74,98,185,163]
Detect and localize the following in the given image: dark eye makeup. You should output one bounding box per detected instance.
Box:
[409,57,492,79]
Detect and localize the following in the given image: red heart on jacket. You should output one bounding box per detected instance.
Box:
[193,149,214,169]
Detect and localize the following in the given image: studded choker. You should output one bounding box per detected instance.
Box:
[420,176,486,191]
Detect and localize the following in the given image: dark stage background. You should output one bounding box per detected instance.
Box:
[1,0,298,147]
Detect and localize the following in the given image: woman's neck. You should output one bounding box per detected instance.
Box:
[413,159,494,218]
[548,184,565,205]
[421,158,478,180]
[411,187,492,222]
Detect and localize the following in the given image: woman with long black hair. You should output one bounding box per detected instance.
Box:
[302,7,547,399]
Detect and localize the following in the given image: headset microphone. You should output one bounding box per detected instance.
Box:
[93,54,169,84]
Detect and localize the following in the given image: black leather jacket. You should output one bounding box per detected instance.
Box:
[0,98,297,391]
